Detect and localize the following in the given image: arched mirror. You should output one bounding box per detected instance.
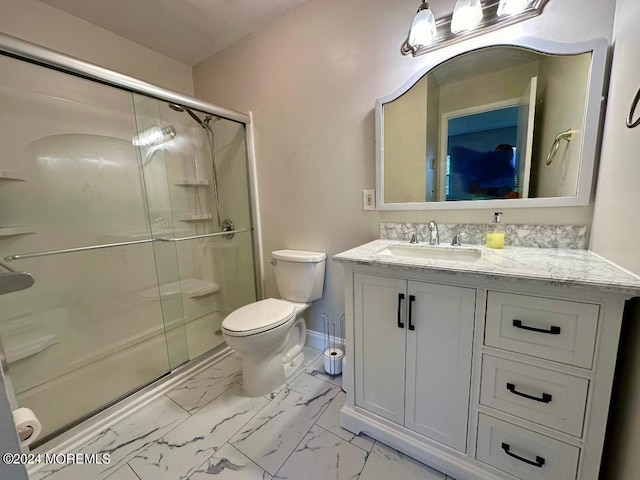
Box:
[376,37,608,210]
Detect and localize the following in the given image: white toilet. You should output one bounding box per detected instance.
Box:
[221,249,326,397]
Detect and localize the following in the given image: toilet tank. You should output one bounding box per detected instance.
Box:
[271,250,326,303]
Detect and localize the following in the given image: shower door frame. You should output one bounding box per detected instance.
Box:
[0,31,265,458]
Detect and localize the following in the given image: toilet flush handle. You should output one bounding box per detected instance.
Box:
[271,259,277,266]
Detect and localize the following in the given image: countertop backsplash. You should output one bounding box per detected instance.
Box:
[379,223,588,249]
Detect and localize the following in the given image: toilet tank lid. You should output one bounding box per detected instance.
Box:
[272,250,326,263]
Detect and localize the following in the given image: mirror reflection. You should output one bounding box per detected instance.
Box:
[381,45,592,205]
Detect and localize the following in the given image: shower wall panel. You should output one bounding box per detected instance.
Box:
[0,56,177,440]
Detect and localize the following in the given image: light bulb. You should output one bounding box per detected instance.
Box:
[133,125,176,147]
[408,3,437,49]
[497,0,532,16]
[451,0,483,34]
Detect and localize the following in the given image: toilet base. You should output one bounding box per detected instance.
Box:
[241,349,305,397]
[283,350,305,379]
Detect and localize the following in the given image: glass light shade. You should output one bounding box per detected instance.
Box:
[497,0,532,16]
[451,0,483,34]
[132,125,176,147]
[408,6,437,48]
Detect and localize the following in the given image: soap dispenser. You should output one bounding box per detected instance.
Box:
[486,211,505,249]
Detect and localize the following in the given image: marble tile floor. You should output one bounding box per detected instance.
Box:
[29,346,454,480]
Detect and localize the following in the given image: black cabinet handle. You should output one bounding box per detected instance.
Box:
[408,295,416,331]
[397,293,405,329]
[501,443,545,468]
[507,383,552,403]
[512,319,561,335]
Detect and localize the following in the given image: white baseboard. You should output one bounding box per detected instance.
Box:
[306,329,345,352]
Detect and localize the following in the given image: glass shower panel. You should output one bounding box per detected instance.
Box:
[0,55,173,441]
[132,95,190,370]
[132,96,258,358]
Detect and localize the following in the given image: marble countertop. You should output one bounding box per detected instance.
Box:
[333,240,640,296]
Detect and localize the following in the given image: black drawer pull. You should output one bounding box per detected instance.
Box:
[507,383,552,403]
[512,319,561,335]
[501,443,545,468]
[397,293,405,329]
[408,295,416,331]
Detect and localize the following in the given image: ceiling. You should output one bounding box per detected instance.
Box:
[38,0,311,65]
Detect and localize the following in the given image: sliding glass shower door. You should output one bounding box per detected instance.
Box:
[132,94,258,360]
[0,51,257,445]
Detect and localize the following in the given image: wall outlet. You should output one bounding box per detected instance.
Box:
[363,189,375,210]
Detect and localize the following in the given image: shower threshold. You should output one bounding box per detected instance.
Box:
[30,343,231,454]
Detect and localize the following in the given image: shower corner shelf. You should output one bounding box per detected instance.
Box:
[178,214,213,222]
[0,171,26,181]
[0,226,35,237]
[174,179,210,186]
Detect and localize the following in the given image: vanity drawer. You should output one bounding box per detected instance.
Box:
[485,292,599,368]
[480,355,589,437]
[476,414,580,480]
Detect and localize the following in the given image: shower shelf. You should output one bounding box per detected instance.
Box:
[0,226,35,237]
[178,214,212,222]
[141,278,220,300]
[174,179,210,186]
[0,171,26,181]
[4,334,58,363]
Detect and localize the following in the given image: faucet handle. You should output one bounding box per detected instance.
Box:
[403,228,419,244]
[451,233,465,246]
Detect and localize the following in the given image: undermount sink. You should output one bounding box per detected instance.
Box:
[375,244,482,263]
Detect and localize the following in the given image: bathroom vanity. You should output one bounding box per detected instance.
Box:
[334,240,640,480]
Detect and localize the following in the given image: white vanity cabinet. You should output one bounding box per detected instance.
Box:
[336,250,637,480]
[353,273,475,452]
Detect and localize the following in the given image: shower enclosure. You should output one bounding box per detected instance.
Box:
[0,35,259,445]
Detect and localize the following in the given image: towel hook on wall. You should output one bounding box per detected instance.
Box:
[545,129,574,166]
[627,87,640,129]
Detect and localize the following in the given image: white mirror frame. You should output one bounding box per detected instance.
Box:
[375,35,609,211]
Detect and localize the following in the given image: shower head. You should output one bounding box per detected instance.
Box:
[168,103,213,128]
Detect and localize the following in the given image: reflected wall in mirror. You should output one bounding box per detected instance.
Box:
[377,37,608,210]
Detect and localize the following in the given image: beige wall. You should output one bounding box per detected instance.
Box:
[384,76,427,203]
[193,0,615,333]
[0,0,194,95]
[438,62,539,115]
[591,0,640,477]
[534,54,591,198]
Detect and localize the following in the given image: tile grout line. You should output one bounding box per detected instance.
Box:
[176,380,281,479]
[313,423,370,454]
[130,374,267,480]
[124,375,243,479]
[267,384,340,479]
[163,393,193,416]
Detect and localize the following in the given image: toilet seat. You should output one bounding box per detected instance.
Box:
[222,298,295,337]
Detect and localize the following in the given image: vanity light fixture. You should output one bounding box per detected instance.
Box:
[401,0,551,57]
[497,0,534,16]
[401,1,438,54]
[451,0,483,34]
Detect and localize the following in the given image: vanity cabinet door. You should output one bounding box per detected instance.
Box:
[354,273,407,424]
[404,281,476,453]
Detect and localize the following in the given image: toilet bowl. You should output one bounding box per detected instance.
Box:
[221,250,326,397]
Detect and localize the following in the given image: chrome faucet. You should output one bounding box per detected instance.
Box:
[427,220,439,245]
